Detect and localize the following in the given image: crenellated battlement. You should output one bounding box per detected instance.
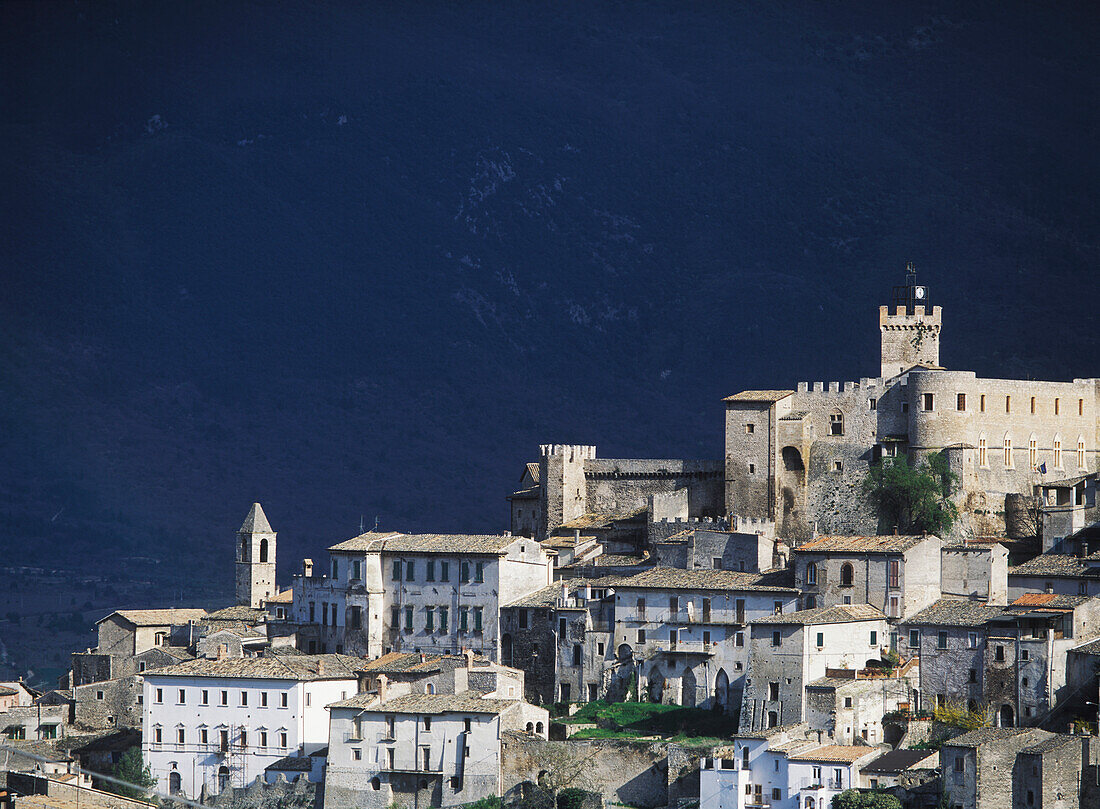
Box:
[879,304,942,327]
[729,515,776,535]
[539,444,597,461]
[795,378,884,396]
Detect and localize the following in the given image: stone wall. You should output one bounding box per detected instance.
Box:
[7,772,156,809]
[500,606,557,705]
[75,676,142,730]
[500,734,670,809]
[584,459,724,521]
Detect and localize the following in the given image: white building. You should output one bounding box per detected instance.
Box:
[141,653,360,799]
[609,567,801,713]
[700,727,879,809]
[740,604,891,732]
[323,690,548,809]
[292,532,554,660]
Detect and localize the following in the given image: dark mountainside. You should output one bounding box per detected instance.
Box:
[0,1,1097,655]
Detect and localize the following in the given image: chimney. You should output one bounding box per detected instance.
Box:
[317,658,326,676]
[303,559,314,577]
[377,673,388,701]
[574,529,580,543]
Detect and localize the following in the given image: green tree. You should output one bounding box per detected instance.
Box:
[831,790,902,809]
[862,452,958,536]
[106,746,156,800]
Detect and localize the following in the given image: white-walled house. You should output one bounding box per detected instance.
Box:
[292,532,554,660]
[700,727,879,809]
[322,691,548,809]
[739,605,890,732]
[142,653,361,799]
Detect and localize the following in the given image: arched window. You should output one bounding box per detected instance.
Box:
[1028,434,1038,469]
[806,799,816,809]
[978,433,987,467]
[535,721,544,734]
[840,563,854,587]
[259,538,269,563]
[1053,435,1063,469]
[525,722,534,733]
[371,777,381,791]
[806,562,817,586]
[1004,435,1013,468]
[426,683,435,695]
[767,710,779,728]
[240,537,249,561]
[1079,437,1087,469]
[217,766,230,791]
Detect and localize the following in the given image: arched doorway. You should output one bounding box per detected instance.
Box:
[617,644,633,661]
[648,667,665,703]
[169,772,181,794]
[1000,704,1015,727]
[714,669,730,710]
[767,710,779,728]
[681,667,697,707]
[782,446,805,474]
[217,766,230,792]
[501,634,513,667]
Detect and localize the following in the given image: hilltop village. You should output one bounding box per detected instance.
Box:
[2,277,1100,809]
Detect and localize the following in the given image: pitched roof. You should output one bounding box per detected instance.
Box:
[524,463,541,484]
[97,608,207,627]
[901,599,1007,627]
[795,535,935,554]
[723,390,794,403]
[328,532,519,554]
[1070,637,1100,656]
[1010,554,1095,578]
[358,652,477,675]
[606,567,799,593]
[205,605,268,622]
[1020,733,1080,754]
[240,503,273,533]
[862,749,938,773]
[751,603,886,625]
[328,690,517,714]
[144,653,363,681]
[266,589,294,604]
[504,582,566,609]
[1041,474,1093,489]
[788,745,875,763]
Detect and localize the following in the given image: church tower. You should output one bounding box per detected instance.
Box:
[235,503,276,608]
[880,266,942,378]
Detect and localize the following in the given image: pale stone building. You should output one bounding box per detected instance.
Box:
[236,503,277,609]
[740,604,889,732]
[940,542,1008,604]
[291,531,553,661]
[791,534,942,621]
[322,691,548,809]
[1008,553,1100,599]
[723,276,1099,541]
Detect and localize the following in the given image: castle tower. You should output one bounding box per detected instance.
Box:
[880,271,941,378]
[235,503,276,608]
[538,444,596,539]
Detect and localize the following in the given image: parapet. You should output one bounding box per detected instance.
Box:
[730,515,776,535]
[796,380,876,397]
[879,304,942,327]
[539,444,597,461]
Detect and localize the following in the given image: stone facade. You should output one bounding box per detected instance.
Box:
[236,503,278,610]
[804,675,917,746]
[940,543,1008,604]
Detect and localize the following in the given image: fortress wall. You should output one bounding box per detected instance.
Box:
[584,459,724,519]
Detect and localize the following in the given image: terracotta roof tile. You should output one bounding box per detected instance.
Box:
[795,535,935,554]
[328,532,520,554]
[788,745,876,763]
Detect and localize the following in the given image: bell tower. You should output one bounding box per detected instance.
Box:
[880,263,942,378]
[235,503,277,608]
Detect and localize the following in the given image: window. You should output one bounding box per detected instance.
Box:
[869,398,877,410]
[889,559,900,588]
[1031,396,1036,414]
[597,642,605,655]
[36,724,55,740]
[957,393,966,411]
[385,715,396,738]
[745,423,755,434]
[350,605,362,630]
[425,607,435,631]
[460,561,470,582]
[978,434,987,467]
[392,559,402,581]
[844,696,853,708]
[772,631,781,647]
[155,688,163,704]
[995,645,1005,661]
[980,394,986,412]
[888,596,899,617]
[473,607,483,631]
[1006,395,1012,413]
[735,632,744,647]
[518,610,528,630]
[1022,677,1029,688]
[968,669,976,683]
[572,645,582,665]
[464,718,472,733]
[922,393,934,411]
[201,690,209,705]
[352,559,362,580]
[352,748,361,761]
[439,606,448,632]
[807,595,817,609]
[240,691,248,706]
[748,463,755,474]
[968,632,978,648]
[280,693,288,708]
[1080,398,1086,416]
[404,606,414,631]
[153,727,162,745]
[816,632,824,648]
[637,597,647,617]
[406,560,415,580]
[200,728,208,744]
[1029,435,1038,469]
[259,691,268,707]
[177,728,186,744]
[774,601,783,615]
[1054,397,1060,415]
[954,756,963,772]
[423,716,432,732]
[458,609,469,632]
[772,789,781,801]
[1005,435,1014,467]
[830,412,844,436]
[440,561,450,581]
[391,607,400,627]
[702,631,710,645]
[178,689,186,704]
[426,560,435,581]
[870,631,878,646]
[840,563,854,587]
[637,629,646,643]
[332,559,339,579]
[669,596,679,613]
[909,629,920,647]
[1054,436,1063,468]
[309,602,315,622]
[937,631,948,649]
[306,693,311,707]
[833,461,843,472]
[1079,437,1087,469]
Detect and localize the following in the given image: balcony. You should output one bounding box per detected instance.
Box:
[658,640,716,655]
[379,763,443,774]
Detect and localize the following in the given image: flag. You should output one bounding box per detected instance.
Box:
[1038,462,1047,474]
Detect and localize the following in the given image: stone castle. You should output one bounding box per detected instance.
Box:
[512,275,1098,543]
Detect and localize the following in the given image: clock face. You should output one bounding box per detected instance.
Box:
[914,286,926,300]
